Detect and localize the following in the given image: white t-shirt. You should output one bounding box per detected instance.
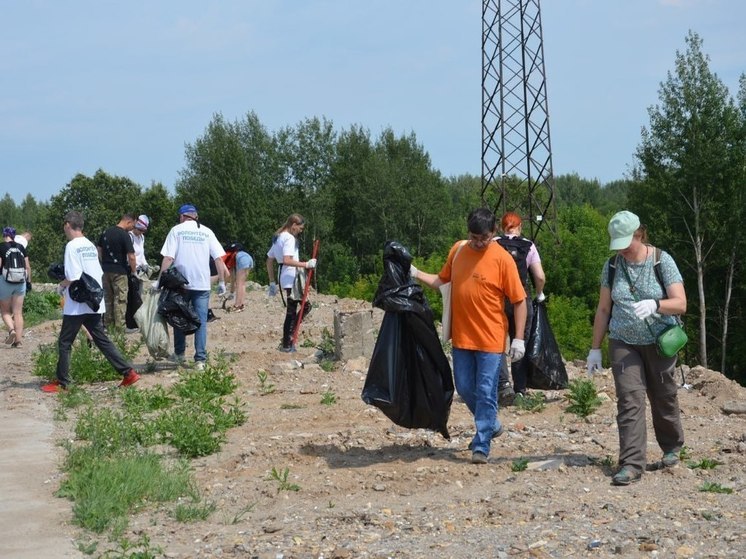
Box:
[63,236,105,315]
[266,231,299,289]
[130,231,147,268]
[14,235,28,249]
[160,220,225,291]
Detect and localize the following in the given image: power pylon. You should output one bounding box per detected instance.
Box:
[481,0,557,240]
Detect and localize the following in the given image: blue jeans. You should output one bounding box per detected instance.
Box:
[173,290,210,363]
[452,348,503,455]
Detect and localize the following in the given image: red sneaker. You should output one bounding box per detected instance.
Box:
[119,370,140,387]
[41,382,65,393]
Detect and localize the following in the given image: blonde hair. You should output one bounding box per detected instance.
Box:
[276,213,305,235]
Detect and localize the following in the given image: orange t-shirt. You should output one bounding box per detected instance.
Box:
[438,241,525,352]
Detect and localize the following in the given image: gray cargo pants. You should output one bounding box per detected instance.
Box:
[609,338,685,474]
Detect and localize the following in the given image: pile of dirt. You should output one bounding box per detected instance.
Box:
[2,285,746,559]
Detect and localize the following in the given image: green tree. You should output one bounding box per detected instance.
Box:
[632,31,743,369]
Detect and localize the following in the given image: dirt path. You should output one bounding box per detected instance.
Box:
[2,286,746,558]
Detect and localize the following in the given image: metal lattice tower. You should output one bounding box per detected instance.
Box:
[481,0,557,240]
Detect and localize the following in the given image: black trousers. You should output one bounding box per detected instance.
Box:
[55,313,133,387]
[282,289,311,348]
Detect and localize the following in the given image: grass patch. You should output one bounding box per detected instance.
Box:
[23,289,62,327]
[511,458,529,472]
[699,482,733,494]
[321,390,337,405]
[687,458,722,470]
[515,391,546,412]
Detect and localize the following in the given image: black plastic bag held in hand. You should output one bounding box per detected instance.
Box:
[361,241,454,439]
[526,298,568,390]
[68,272,104,313]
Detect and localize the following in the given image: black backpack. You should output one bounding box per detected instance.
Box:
[496,235,533,287]
[2,244,26,283]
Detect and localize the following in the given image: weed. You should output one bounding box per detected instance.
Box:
[257,369,276,395]
[173,500,217,522]
[321,390,337,405]
[565,378,603,418]
[515,391,546,412]
[22,289,62,327]
[601,455,615,468]
[229,502,257,525]
[97,534,163,558]
[319,359,336,372]
[317,327,336,357]
[511,458,529,472]
[698,482,733,494]
[679,446,693,461]
[688,458,722,470]
[268,466,301,493]
[328,500,335,508]
[300,338,316,348]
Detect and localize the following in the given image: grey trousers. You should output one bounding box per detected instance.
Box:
[609,338,685,474]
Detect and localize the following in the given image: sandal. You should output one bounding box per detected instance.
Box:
[230,305,245,313]
[4,330,15,344]
[11,341,23,348]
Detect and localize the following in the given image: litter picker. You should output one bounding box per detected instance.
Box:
[291,239,320,347]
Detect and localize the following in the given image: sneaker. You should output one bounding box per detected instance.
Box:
[662,451,680,467]
[471,451,488,464]
[206,309,218,322]
[119,370,140,387]
[279,346,297,353]
[169,353,186,364]
[612,466,642,486]
[125,327,140,334]
[41,381,65,393]
[4,330,15,344]
[468,424,504,450]
[194,361,206,371]
[498,384,515,407]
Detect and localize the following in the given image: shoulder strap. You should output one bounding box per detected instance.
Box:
[452,240,467,266]
[653,247,666,295]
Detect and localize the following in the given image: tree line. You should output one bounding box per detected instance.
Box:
[2,32,744,383]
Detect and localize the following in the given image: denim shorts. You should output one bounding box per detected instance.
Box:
[236,252,254,271]
[0,277,26,300]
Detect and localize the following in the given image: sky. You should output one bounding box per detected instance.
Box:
[1,0,744,204]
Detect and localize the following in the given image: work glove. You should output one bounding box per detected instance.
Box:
[150,280,160,293]
[632,299,658,320]
[509,339,525,362]
[536,291,546,303]
[409,264,419,279]
[217,281,226,296]
[306,258,317,269]
[586,349,603,375]
[268,282,278,297]
[26,280,32,292]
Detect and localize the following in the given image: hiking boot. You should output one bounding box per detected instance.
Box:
[119,370,140,387]
[169,353,186,364]
[612,466,642,486]
[471,451,488,464]
[498,384,515,407]
[662,451,680,467]
[194,361,206,371]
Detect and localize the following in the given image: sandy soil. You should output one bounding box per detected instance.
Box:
[2,285,746,559]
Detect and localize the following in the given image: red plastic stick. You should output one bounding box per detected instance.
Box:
[291,239,320,346]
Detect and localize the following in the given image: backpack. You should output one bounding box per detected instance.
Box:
[2,244,26,283]
[496,235,533,287]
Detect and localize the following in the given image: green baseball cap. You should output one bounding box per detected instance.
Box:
[608,211,640,250]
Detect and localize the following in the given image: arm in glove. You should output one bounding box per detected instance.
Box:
[586,348,603,375]
[409,264,419,279]
[632,299,658,320]
[268,282,278,297]
[149,280,160,293]
[305,258,317,269]
[509,339,526,362]
[535,291,546,303]
[217,281,226,296]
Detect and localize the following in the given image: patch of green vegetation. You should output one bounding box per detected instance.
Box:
[321,390,337,405]
[698,482,733,494]
[22,289,62,327]
[515,391,546,412]
[511,458,529,472]
[565,378,603,418]
[268,466,300,493]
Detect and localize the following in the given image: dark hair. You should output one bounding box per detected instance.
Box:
[467,208,496,235]
[64,211,84,231]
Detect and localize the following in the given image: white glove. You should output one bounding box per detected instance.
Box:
[410,264,419,279]
[56,284,66,296]
[536,292,546,303]
[268,282,278,297]
[306,258,317,270]
[509,339,526,362]
[586,349,603,375]
[217,281,226,296]
[632,299,658,320]
[150,280,160,292]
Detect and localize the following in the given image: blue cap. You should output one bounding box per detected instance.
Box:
[178,204,198,215]
[2,226,16,239]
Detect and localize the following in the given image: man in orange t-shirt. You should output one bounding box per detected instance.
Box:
[413,208,527,464]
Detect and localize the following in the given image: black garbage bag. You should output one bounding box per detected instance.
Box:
[125,274,142,329]
[159,266,189,290]
[68,272,104,313]
[157,288,200,334]
[362,241,454,439]
[526,298,568,390]
[47,262,66,281]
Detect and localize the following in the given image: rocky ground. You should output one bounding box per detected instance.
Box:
[2,284,746,559]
